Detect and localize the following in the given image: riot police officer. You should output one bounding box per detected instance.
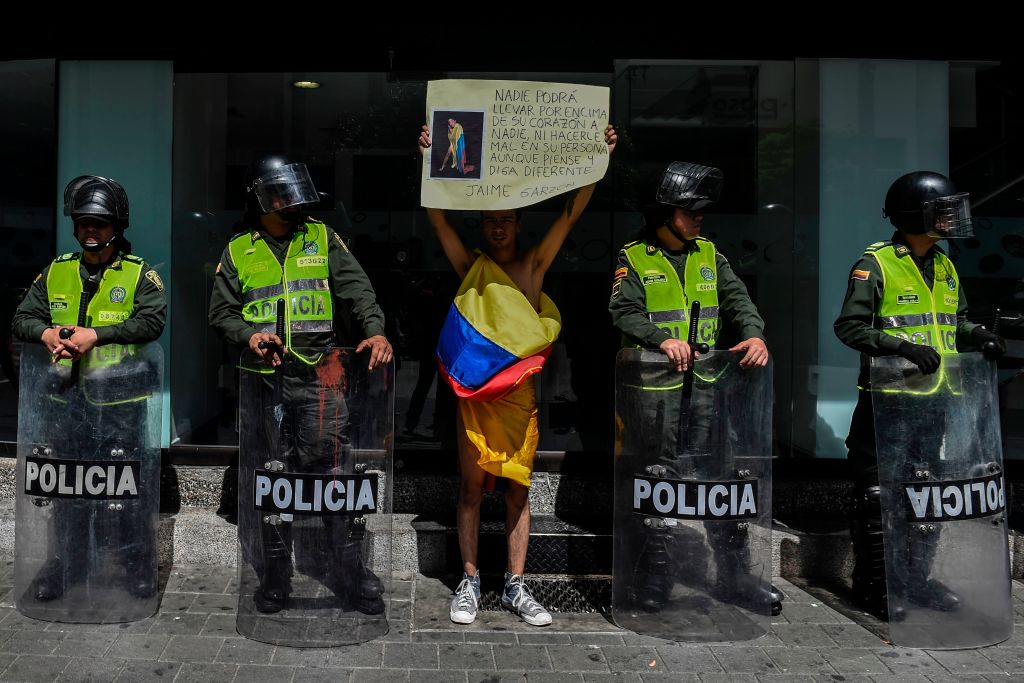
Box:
[835,171,1005,619]
[609,162,782,616]
[209,155,393,617]
[11,175,166,610]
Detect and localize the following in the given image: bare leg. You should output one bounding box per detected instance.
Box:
[456,408,486,577]
[505,481,530,576]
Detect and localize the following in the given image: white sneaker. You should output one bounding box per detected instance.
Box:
[501,573,552,627]
[449,574,480,624]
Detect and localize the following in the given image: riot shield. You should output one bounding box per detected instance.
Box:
[612,349,773,642]
[15,342,163,623]
[871,353,1012,649]
[236,346,393,647]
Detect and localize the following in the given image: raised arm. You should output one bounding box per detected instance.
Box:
[530,125,617,277]
[420,125,476,279]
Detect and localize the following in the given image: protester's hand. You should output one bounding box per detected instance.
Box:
[419,125,431,154]
[659,338,694,372]
[729,337,769,368]
[356,335,393,371]
[249,332,286,367]
[604,125,617,155]
[897,341,941,374]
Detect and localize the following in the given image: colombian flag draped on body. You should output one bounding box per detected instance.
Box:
[436,253,561,486]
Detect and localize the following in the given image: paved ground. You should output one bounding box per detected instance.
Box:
[0,560,1023,682]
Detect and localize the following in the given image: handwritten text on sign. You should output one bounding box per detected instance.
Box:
[421,79,609,210]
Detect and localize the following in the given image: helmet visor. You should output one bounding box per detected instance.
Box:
[924,192,973,239]
[252,163,319,214]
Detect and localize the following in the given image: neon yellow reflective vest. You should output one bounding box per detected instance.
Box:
[865,241,960,355]
[228,222,333,366]
[45,252,146,388]
[622,238,720,346]
[47,252,143,328]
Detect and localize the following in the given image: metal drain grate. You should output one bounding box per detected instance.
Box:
[477,576,611,614]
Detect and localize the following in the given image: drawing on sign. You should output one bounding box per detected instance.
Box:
[430,110,483,180]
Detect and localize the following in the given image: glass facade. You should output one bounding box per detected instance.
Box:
[4,56,1024,463]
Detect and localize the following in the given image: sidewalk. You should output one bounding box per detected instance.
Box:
[1,560,1023,682]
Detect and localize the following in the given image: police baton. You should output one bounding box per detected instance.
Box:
[682,301,711,399]
[257,298,286,365]
[56,275,100,386]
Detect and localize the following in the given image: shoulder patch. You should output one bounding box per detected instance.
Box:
[122,254,144,264]
[863,241,892,254]
[893,244,910,256]
[850,269,870,281]
[145,270,165,292]
[55,252,78,262]
[333,232,350,252]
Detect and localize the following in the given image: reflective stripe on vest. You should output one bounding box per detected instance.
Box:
[868,243,960,355]
[228,222,334,362]
[623,238,720,346]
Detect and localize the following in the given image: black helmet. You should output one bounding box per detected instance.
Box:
[883,171,974,238]
[63,175,129,229]
[244,154,319,214]
[656,162,724,211]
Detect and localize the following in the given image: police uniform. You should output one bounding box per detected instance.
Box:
[610,230,781,614]
[209,218,387,615]
[13,251,166,347]
[835,232,977,489]
[12,249,166,604]
[610,235,764,350]
[835,231,981,617]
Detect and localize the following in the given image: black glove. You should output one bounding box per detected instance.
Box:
[897,341,941,375]
[972,326,1006,361]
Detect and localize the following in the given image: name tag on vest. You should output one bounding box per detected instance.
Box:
[897,294,920,305]
[296,256,327,267]
[642,274,667,285]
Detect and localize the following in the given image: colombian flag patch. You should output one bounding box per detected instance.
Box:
[613,267,628,281]
[850,269,870,281]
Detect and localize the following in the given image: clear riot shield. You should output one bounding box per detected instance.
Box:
[236,347,393,647]
[15,342,163,623]
[612,349,773,642]
[871,353,1012,649]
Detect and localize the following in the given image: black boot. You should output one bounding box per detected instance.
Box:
[633,525,675,613]
[850,486,896,620]
[708,526,782,615]
[255,515,293,614]
[122,556,158,599]
[332,517,385,615]
[30,559,66,602]
[905,523,959,612]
